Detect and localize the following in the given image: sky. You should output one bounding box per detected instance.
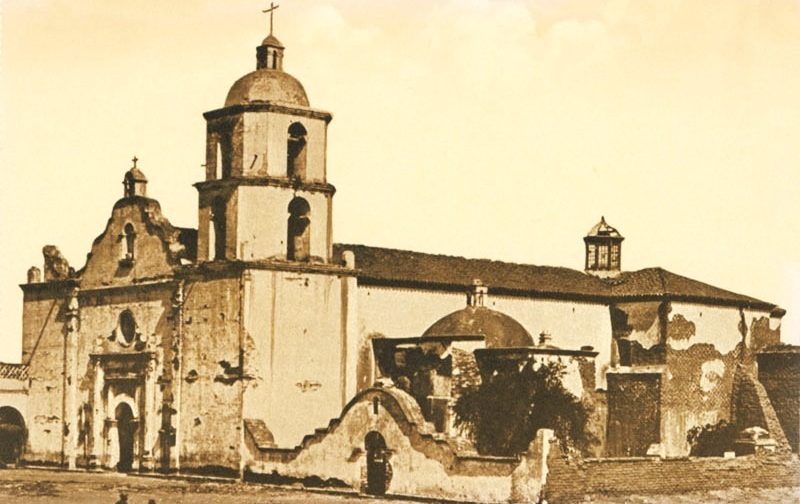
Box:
[1,0,799,362]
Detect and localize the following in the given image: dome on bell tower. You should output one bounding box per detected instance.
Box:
[223,29,309,108]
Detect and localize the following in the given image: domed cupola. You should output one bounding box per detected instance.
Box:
[224,25,309,107]
[422,280,534,348]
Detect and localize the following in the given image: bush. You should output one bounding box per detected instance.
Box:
[686,419,737,456]
[453,361,592,456]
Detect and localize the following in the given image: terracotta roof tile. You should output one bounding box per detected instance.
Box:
[332,243,775,309]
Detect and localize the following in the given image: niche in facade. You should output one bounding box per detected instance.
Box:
[287,122,307,180]
[112,309,141,348]
[287,197,311,262]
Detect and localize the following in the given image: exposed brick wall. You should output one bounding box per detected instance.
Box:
[757,349,800,453]
[731,365,791,451]
[545,451,800,503]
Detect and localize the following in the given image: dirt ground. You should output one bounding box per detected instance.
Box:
[0,468,796,503]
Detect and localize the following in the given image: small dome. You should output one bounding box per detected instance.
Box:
[586,216,622,238]
[422,306,534,348]
[225,69,309,107]
[124,166,147,183]
[262,34,284,48]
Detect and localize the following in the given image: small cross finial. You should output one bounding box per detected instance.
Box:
[132,156,138,168]
[262,2,280,35]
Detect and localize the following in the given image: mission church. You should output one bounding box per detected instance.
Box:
[9,12,798,502]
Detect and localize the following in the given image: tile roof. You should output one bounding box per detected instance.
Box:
[333,243,775,309]
[0,363,28,381]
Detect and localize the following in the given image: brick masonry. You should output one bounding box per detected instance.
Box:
[757,348,800,453]
[544,450,800,503]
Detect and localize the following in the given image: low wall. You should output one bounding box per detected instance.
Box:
[545,450,800,503]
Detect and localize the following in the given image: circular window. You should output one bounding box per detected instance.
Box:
[118,310,137,345]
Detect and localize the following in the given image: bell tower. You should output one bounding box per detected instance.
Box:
[195,28,334,263]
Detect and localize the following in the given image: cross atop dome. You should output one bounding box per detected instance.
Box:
[258,2,285,70]
[262,2,280,36]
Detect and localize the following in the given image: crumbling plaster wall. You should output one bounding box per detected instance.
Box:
[80,202,178,288]
[21,286,71,464]
[246,388,519,503]
[357,286,612,388]
[179,275,243,473]
[242,269,357,449]
[660,302,775,456]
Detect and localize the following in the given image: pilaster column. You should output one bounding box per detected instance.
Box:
[141,354,158,471]
[64,287,80,470]
[89,358,104,469]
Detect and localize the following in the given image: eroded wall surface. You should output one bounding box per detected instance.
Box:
[358,286,613,388]
[246,387,520,503]
[179,275,243,473]
[242,268,357,449]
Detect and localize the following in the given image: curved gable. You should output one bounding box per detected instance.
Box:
[79,197,188,288]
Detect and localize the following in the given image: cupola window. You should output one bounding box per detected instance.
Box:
[287,197,310,261]
[287,122,307,180]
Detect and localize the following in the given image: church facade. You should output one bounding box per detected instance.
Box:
[14,24,796,501]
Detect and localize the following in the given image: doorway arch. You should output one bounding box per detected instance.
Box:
[0,406,25,465]
[115,402,136,472]
[365,431,391,495]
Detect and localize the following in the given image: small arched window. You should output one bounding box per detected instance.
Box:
[118,310,137,345]
[211,197,227,260]
[287,122,308,180]
[120,223,136,264]
[215,142,223,179]
[287,197,311,262]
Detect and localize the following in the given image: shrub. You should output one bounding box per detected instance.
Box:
[453,360,592,456]
[686,419,737,456]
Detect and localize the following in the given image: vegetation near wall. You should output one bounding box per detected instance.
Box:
[454,361,592,456]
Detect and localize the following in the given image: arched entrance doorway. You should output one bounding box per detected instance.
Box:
[115,403,135,472]
[0,407,25,465]
[365,431,391,495]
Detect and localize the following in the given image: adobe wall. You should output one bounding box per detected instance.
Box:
[235,186,332,262]
[357,286,612,388]
[242,268,359,449]
[21,284,72,465]
[756,349,799,452]
[661,303,773,456]
[545,451,800,503]
[246,387,522,503]
[178,275,243,474]
[75,284,174,469]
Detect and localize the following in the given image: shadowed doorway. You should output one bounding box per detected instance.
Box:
[365,431,390,496]
[115,403,135,472]
[0,407,25,465]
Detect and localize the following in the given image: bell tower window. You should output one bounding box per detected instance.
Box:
[211,197,227,260]
[287,122,307,180]
[121,223,136,264]
[215,142,223,179]
[287,197,311,261]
